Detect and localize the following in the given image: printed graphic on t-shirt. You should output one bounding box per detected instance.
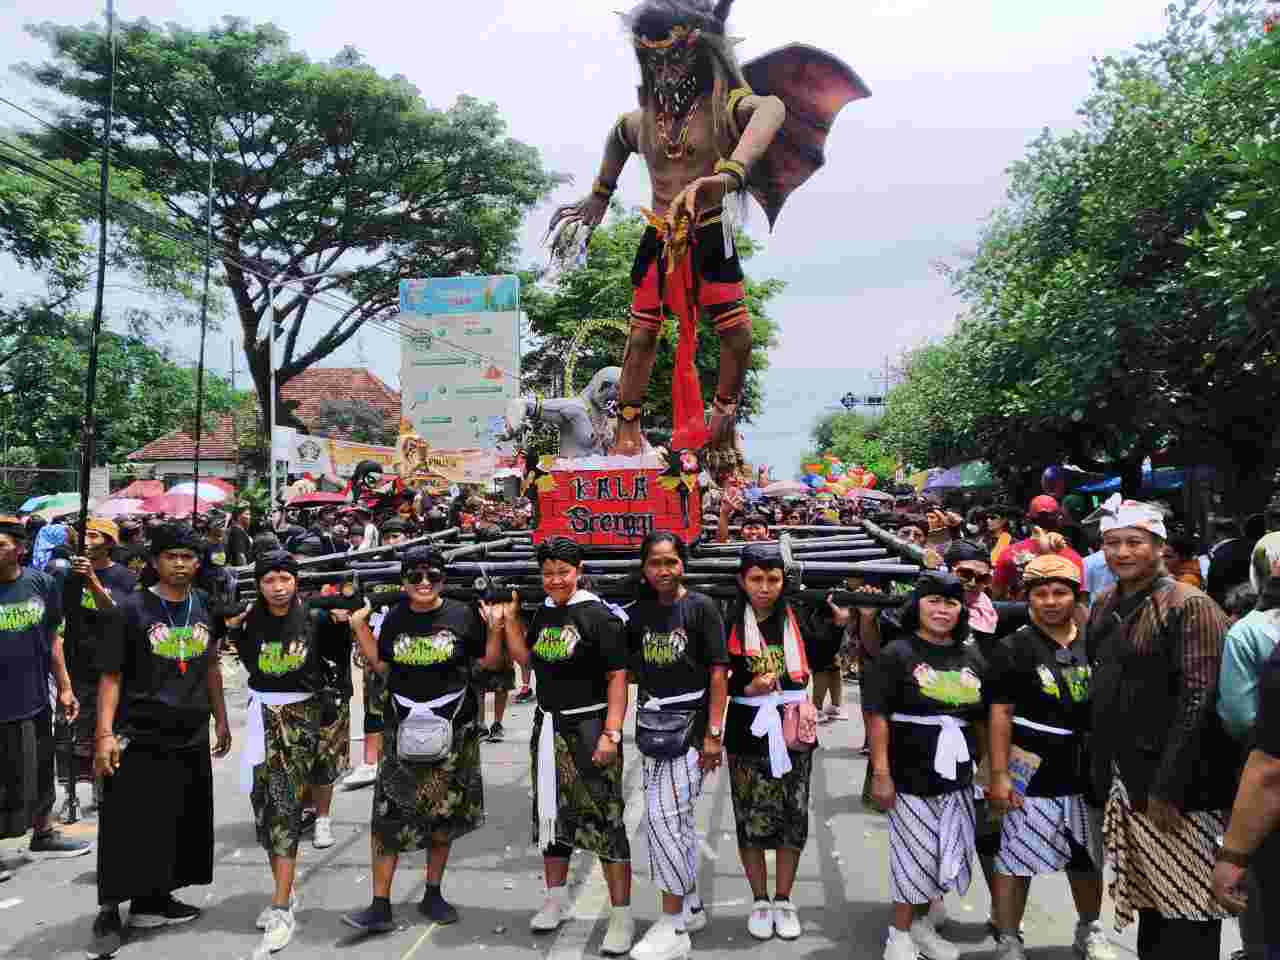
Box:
[209,551,227,567]
[748,644,786,678]
[533,623,581,662]
[1038,663,1090,702]
[146,621,211,661]
[0,597,44,631]
[258,637,308,676]
[643,627,688,666]
[392,630,459,667]
[912,663,981,706]
[82,591,97,610]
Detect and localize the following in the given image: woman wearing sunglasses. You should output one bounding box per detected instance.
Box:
[342,545,505,933]
[499,536,634,955]
[985,554,1113,960]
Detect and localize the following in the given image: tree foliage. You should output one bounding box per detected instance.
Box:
[521,208,783,433]
[805,410,898,482]
[880,1,1280,509]
[21,17,564,438]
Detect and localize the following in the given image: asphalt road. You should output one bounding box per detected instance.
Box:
[0,664,1244,959]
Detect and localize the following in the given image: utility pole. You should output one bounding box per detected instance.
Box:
[229,339,237,392]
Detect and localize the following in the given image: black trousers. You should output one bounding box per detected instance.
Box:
[97,743,213,905]
[1136,909,1221,958]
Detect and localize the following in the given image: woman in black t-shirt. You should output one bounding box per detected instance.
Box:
[724,545,817,943]
[341,545,503,934]
[625,533,729,956]
[225,549,347,953]
[501,537,633,954]
[863,572,988,960]
[985,553,1108,959]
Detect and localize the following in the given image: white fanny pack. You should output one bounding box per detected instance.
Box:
[395,689,466,764]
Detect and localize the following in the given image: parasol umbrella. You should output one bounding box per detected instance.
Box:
[762,480,810,498]
[845,487,894,502]
[168,480,233,502]
[110,479,164,500]
[20,492,81,514]
[95,498,146,518]
[137,493,217,517]
[924,460,994,492]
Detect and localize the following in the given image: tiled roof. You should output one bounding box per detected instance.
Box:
[281,367,401,440]
[128,414,238,461]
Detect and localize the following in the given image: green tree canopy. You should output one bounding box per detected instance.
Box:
[21,17,563,438]
[521,208,783,437]
[803,410,898,483]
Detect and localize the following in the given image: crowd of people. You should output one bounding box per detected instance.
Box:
[3,484,1280,960]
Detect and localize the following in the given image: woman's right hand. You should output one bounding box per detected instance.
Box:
[94,735,121,778]
[745,672,777,696]
[350,598,373,626]
[224,601,253,630]
[870,770,896,810]
[826,595,852,627]
[987,771,1021,815]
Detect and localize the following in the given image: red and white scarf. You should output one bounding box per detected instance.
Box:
[728,603,810,683]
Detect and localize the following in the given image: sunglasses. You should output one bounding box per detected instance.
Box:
[954,569,993,586]
[1054,648,1081,666]
[403,568,445,585]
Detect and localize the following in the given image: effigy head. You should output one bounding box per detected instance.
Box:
[581,366,622,410]
[624,1,744,118]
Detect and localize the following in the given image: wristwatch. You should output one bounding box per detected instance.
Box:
[708,725,723,740]
[619,405,643,423]
[604,728,622,745]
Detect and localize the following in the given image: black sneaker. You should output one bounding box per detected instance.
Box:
[128,894,201,929]
[87,907,123,958]
[298,809,317,835]
[486,722,504,742]
[419,889,459,925]
[341,903,396,933]
[29,829,92,859]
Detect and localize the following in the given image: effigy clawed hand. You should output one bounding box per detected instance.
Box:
[545,193,609,267]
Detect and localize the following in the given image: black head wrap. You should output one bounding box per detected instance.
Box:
[536,536,584,568]
[742,513,769,529]
[739,543,784,574]
[402,545,446,571]
[255,549,299,582]
[149,522,202,557]
[943,540,989,568]
[287,532,329,558]
[379,517,410,536]
[897,571,970,641]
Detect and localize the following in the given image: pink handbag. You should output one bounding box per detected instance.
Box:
[782,701,819,752]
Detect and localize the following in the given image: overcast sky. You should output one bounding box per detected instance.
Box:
[0,0,1174,470]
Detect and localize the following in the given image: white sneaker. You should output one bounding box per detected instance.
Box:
[995,934,1027,960]
[256,893,298,930]
[312,817,334,849]
[342,764,377,790]
[600,905,634,956]
[630,915,690,960]
[747,899,774,940]
[261,907,295,953]
[910,917,960,960]
[772,900,801,940]
[531,888,569,932]
[884,927,918,960]
[682,899,707,934]
[1074,919,1118,960]
[926,898,948,930]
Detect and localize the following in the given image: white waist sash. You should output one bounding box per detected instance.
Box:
[891,713,971,781]
[242,689,314,794]
[1012,716,1074,737]
[643,688,706,710]
[536,701,609,849]
[393,688,466,722]
[732,690,808,778]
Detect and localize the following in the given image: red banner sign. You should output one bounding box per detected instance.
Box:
[532,467,702,547]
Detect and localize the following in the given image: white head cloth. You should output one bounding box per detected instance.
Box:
[1095,493,1167,540]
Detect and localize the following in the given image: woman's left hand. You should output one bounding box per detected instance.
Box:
[699,735,723,772]
[592,734,620,768]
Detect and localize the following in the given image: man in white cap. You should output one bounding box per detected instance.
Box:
[1086,495,1237,958]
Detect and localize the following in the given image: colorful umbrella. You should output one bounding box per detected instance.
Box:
[924,461,995,491]
[167,480,233,502]
[95,498,146,518]
[137,494,217,517]
[20,492,81,514]
[762,480,810,498]
[110,479,164,500]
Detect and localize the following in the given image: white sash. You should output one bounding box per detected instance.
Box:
[1012,716,1074,737]
[891,713,971,781]
[536,701,609,850]
[732,690,808,778]
[643,688,706,711]
[393,688,466,721]
[242,689,314,794]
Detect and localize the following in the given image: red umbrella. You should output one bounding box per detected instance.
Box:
[111,479,165,500]
[137,494,218,517]
[287,491,350,506]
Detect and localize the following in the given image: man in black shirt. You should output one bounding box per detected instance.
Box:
[226,505,255,567]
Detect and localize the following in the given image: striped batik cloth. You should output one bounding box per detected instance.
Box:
[642,748,707,896]
[887,789,976,904]
[1103,775,1228,931]
[994,794,1102,877]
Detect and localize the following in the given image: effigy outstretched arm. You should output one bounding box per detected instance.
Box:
[545,111,640,267]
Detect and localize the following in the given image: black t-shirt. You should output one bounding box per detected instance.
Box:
[627,591,728,738]
[378,599,484,725]
[528,599,628,714]
[0,570,63,723]
[98,588,214,749]
[724,606,813,756]
[984,623,1092,797]
[66,563,137,692]
[805,621,844,671]
[862,632,988,796]
[226,525,254,567]
[236,607,328,694]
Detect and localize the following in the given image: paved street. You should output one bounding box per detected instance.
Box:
[0,665,1244,960]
